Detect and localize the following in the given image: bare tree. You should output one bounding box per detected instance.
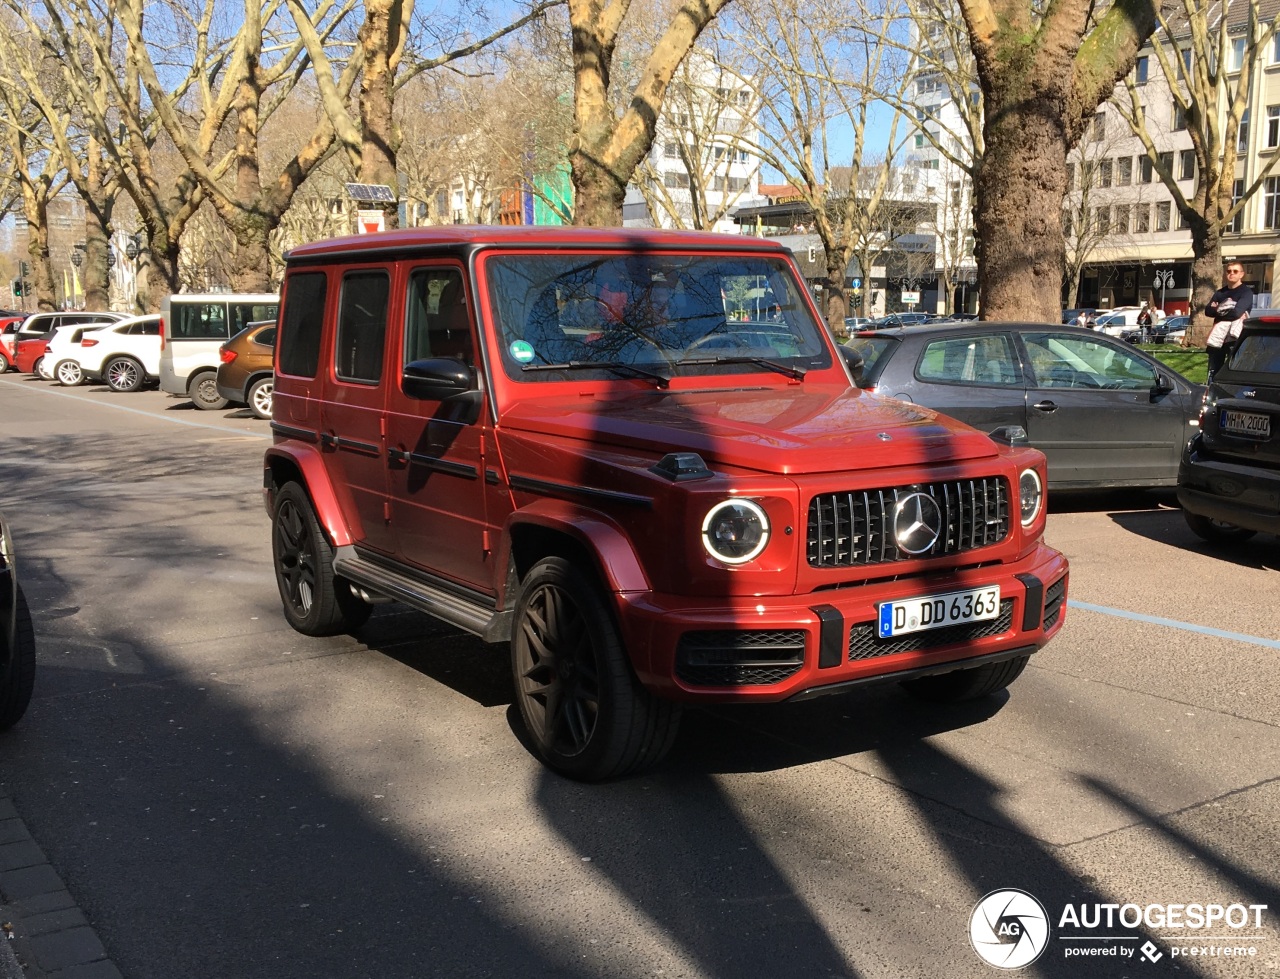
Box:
[957,0,1159,321]
[564,0,735,226]
[722,0,915,330]
[1112,0,1280,344]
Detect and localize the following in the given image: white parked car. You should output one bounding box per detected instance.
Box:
[1093,306,1165,338]
[70,314,163,392]
[47,321,129,384]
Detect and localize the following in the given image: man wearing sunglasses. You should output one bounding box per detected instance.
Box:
[1204,262,1253,377]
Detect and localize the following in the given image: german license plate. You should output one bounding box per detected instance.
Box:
[878,585,1001,638]
[1220,409,1271,440]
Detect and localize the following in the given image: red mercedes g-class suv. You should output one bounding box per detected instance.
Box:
[264,227,1068,780]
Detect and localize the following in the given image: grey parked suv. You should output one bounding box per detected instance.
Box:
[1178,314,1280,543]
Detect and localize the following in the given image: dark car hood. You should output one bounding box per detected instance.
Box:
[498,384,1001,475]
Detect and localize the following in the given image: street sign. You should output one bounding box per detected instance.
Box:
[851,278,862,289]
[356,209,386,234]
[901,290,921,304]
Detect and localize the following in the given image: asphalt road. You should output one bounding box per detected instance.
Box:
[1,371,1278,979]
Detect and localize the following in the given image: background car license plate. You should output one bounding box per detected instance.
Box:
[1220,409,1271,439]
[878,585,1001,638]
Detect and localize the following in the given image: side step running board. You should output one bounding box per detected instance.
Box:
[332,547,512,643]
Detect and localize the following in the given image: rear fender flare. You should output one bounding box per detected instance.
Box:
[263,444,361,547]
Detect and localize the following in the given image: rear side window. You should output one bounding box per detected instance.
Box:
[918,334,1021,386]
[278,272,327,378]
[171,303,230,340]
[230,303,278,334]
[1230,332,1280,373]
[336,270,390,383]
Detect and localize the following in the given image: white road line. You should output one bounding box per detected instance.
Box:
[1069,600,1280,650]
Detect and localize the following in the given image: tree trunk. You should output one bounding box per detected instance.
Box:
[823,262,848,336]
[83,188,115,311]
[1188,235,1223,348]
[974,89,1069,322]
[358,0,407,231]
[141,235,181,312]
[571,151,628,227]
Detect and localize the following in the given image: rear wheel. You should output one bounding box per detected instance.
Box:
[104,357,144,393]
[189,371,227,410]
[0,585,36,730]
[900,655,1029,703]
[0,351,9,373]
[511,557,680,781]
[55,359,83,386]
[1184,511,1257,544]
[271,482,371,636]
[247,376,273,419]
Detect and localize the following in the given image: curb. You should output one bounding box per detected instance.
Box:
[0,795,121,979]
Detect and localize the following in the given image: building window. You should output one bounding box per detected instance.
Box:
[1098,159,1113,187]
[1273,34,1280,63]
[1240,109,1250,153]
[1230,37,1246,72]
[1091,112,1105,141]
[1156,201,1171,231]
[1094,206,1111,235]
[1135,202,1151,233]
[1266,177,1280,229]
[1178,207,1190,229]
[1180,149,1195,180]
[1172,105,1188,131]
[1269,106,1280,147]
[1140,156,1154,183]
[1113,203,1130,234]
[1117,157,1132,186]
[915,133,926,149]
[1158,151,1174,177]
[1135,56,1149,84]
[664,142,680,159]
[663,172,690,189]
[1231,179,1245,233]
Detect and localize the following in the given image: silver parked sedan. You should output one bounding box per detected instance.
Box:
[846,321,1203,489]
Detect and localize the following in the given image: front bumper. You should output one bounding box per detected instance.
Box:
[618,543,1069,703]
[1178,452,1280,535]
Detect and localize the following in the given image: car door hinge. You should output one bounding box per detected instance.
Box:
[383,501,392,523]
[482,530,492,554]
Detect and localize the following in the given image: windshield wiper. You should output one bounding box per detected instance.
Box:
[522,360,670,388]
[676,355,807,380]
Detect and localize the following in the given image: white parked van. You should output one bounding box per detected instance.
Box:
[159,293,278,409]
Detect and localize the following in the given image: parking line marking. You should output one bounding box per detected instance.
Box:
[1069,600,1280,650]
[3,379,271,438]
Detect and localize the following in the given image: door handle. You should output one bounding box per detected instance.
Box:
[319,431,338,449]
[1032,400,1058,413]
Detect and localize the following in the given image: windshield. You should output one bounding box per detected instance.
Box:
[484,253,832,382]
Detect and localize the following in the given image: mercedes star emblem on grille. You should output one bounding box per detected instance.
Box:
[892,492,943,555]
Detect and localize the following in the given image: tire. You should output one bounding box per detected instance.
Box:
[271,482,371,636]
[55,359,83,386]
[247,376,273,419]
[189,371,228,410]
[511,556,680,780]
[33,355,48,379]
[0,585,36,730]
[0,352,9,373]
[1184,511,1257,544]
[900,654,1029,704]
[104,356,144,393]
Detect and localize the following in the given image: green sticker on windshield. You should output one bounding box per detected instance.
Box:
[509,339,535,363]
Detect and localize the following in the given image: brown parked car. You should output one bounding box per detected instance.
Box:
[216,321,276,419]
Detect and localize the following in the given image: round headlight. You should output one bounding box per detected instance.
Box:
[1018,468,1043,527]
[701,499,770,564]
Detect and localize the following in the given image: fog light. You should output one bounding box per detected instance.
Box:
[701,500,770,564]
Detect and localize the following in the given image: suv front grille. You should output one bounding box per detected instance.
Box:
[676,629,806,686]
[848,599,1015,660]
[807,477,1010,568]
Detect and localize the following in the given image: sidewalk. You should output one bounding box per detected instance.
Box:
[0,795,121,979]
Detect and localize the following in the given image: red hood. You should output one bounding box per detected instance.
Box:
[498,384,999,475]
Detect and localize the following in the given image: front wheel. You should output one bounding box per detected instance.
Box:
[56,359,83,386]
[900,654,1029,703]
[1184,511,1257,544]
[33,355,47,379]
[0,351,9,373]
[104,357,144,393]
[271,482,371,636]
[247,376,273,419]
[189,371,228,410]
[0,585,36,730]
[511,557,680,781]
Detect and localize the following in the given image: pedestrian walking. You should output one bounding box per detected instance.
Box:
[1137,302,1153,342]
[1204,262,1253,376]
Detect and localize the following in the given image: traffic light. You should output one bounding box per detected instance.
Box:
[11,277,20,297]
[19,260,28,277]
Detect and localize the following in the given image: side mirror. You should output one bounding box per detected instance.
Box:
[403,358,473,401]
[839,344,866,386]
[1151,372,1175,399]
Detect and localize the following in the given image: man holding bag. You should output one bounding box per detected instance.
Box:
[1204,262,1253,377]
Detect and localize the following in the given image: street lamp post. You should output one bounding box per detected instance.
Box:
[1154,267,1174,313]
